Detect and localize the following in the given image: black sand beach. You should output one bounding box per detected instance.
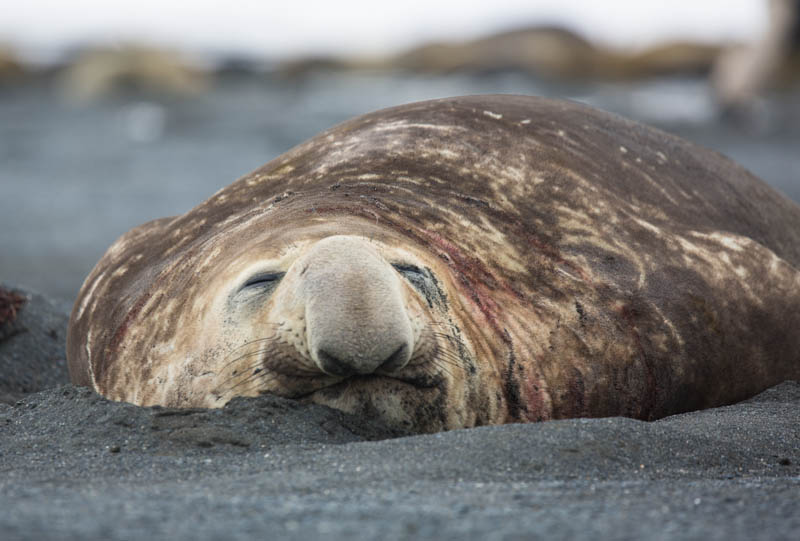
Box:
[2,381,799,540]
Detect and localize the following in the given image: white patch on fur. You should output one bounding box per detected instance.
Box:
[633,217,662,235]
[76,272,104,320]
[437,148,460,160]
[85,327,97,390]
[373,120,465,133]
[689,231,746,252]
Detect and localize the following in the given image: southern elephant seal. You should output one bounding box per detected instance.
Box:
[67,95,800,433]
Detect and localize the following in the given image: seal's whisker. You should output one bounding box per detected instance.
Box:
[422,360,454,380]
[425,320,462,330]
[428,329,465,342]
[429,333,469,358]
[417,329,465,368]
[218,367,280,394]
[216,332,289,372]
[435,343,463,359]
[215,344,330,393]
[432,352,463,372]
[429,359,455,378]
[217,346,274,376]
[214,348,277,387]
[224,332,281,355]
[426,325,463,337]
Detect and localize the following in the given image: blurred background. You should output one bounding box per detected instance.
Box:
[1,0,799,305]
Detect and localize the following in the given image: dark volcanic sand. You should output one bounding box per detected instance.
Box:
[1,384,798,541]
[1,286,799,540]
[0,283,69,405]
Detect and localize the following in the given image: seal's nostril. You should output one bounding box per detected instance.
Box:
[379,344,408,373]
[316,343,410,377]
[317,350,357,377]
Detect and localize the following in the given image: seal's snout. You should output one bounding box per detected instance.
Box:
[299,236,414,377]
[316,344,409,378]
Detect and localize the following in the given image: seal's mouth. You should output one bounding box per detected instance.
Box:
[293,373,439,401]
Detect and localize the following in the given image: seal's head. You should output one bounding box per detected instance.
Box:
[199,222,496,432]
[68,202,508,432]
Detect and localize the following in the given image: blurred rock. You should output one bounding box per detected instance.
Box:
[58,45,210,100]
[390,26,597,78]
[0,283,70,405]
[712,0,800,113]
[0,46,26,82]
[275,25,726,82]
[611,41,722,79]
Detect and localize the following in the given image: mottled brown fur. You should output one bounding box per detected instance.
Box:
[68,95,800,432]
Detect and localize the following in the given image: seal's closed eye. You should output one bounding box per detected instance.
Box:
[228,271,285,312]
[393,263,440,308]
[392,263,425,277]
[241,272,285,290]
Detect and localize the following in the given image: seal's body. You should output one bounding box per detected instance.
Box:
[68,95,800,433]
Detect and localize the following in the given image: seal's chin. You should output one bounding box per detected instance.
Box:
[294,373,445,432]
